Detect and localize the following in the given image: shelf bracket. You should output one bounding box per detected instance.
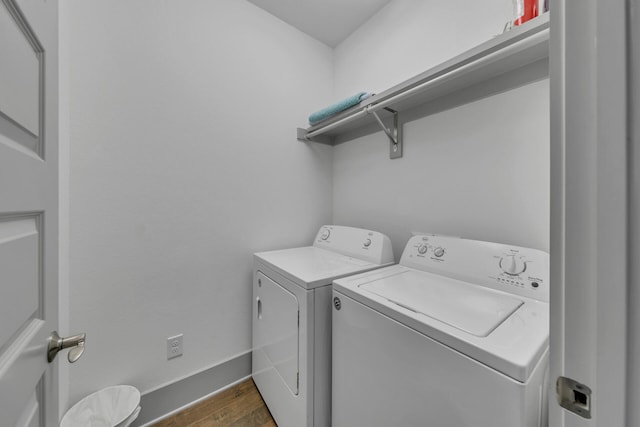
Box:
[297,128,333,144]
[367,107,402,159]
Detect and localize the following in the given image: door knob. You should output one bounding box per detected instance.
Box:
[47,331,86,363]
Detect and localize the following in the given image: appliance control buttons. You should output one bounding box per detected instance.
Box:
[499,255,526,276]
[320,229,331,240]
[363,238,371,247]
[417,245,428,255]
[433,247,445,257]
[531,282,539,288]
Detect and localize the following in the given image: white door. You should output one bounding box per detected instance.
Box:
[0,0,61,425]
[549,0,628,426]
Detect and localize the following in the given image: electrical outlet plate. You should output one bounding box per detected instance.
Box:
[166,334,183,360]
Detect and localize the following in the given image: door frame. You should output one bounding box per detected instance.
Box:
[549,0,629,425]
[628,0,640,425]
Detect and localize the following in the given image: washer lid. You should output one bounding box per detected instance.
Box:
[360,270,524,337]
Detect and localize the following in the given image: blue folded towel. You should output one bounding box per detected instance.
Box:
[308,92,372,125]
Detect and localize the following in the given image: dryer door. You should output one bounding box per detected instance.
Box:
[253,271,299,394]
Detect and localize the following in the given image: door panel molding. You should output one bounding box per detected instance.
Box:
[0,213,41,353]
[1,0,44,51]
[0,318,46,427]
[0,0,44,158]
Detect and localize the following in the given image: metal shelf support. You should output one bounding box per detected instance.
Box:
[368,107,402,159]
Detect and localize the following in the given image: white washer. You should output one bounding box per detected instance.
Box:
[252,225,394,427]
[332,234,549,427]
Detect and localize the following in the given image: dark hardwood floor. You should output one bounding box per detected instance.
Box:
[152,378,276,427]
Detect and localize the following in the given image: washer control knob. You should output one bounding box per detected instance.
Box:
[364,238,371,247]
[500,255,526,276]
[320,229,330,240]
[418,245,428,255]
[434,247,445,257]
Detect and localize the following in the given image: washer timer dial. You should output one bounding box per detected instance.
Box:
[499,255,526,276]
[320,229,330,240]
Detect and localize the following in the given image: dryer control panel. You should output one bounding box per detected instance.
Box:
[314,225,394,265]
[400,234,549,302]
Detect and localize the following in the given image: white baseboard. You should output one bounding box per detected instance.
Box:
[132,351,251,426]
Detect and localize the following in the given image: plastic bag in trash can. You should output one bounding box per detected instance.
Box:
[60,385,140,427]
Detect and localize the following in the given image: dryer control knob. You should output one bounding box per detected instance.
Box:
[500,255,526,276]
[320,229,330,240]
[363,238,371,247]
[418,245,428,255]
[434,247,445,257]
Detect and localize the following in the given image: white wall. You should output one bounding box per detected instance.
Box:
[65,0,333,404]
[332,0,550,258]
[333,0,513,97]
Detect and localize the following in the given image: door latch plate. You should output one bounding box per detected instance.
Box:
[556,376,592,419]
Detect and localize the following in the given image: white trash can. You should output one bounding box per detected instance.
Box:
[60,385,141,427]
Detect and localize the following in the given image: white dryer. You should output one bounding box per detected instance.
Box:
[252,225,394,427]
[332,234,549,427]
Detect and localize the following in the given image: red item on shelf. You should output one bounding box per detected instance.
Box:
[514,0,538,26]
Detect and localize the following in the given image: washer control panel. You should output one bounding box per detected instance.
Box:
[400,234,549,302]
[314,225,394,265]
